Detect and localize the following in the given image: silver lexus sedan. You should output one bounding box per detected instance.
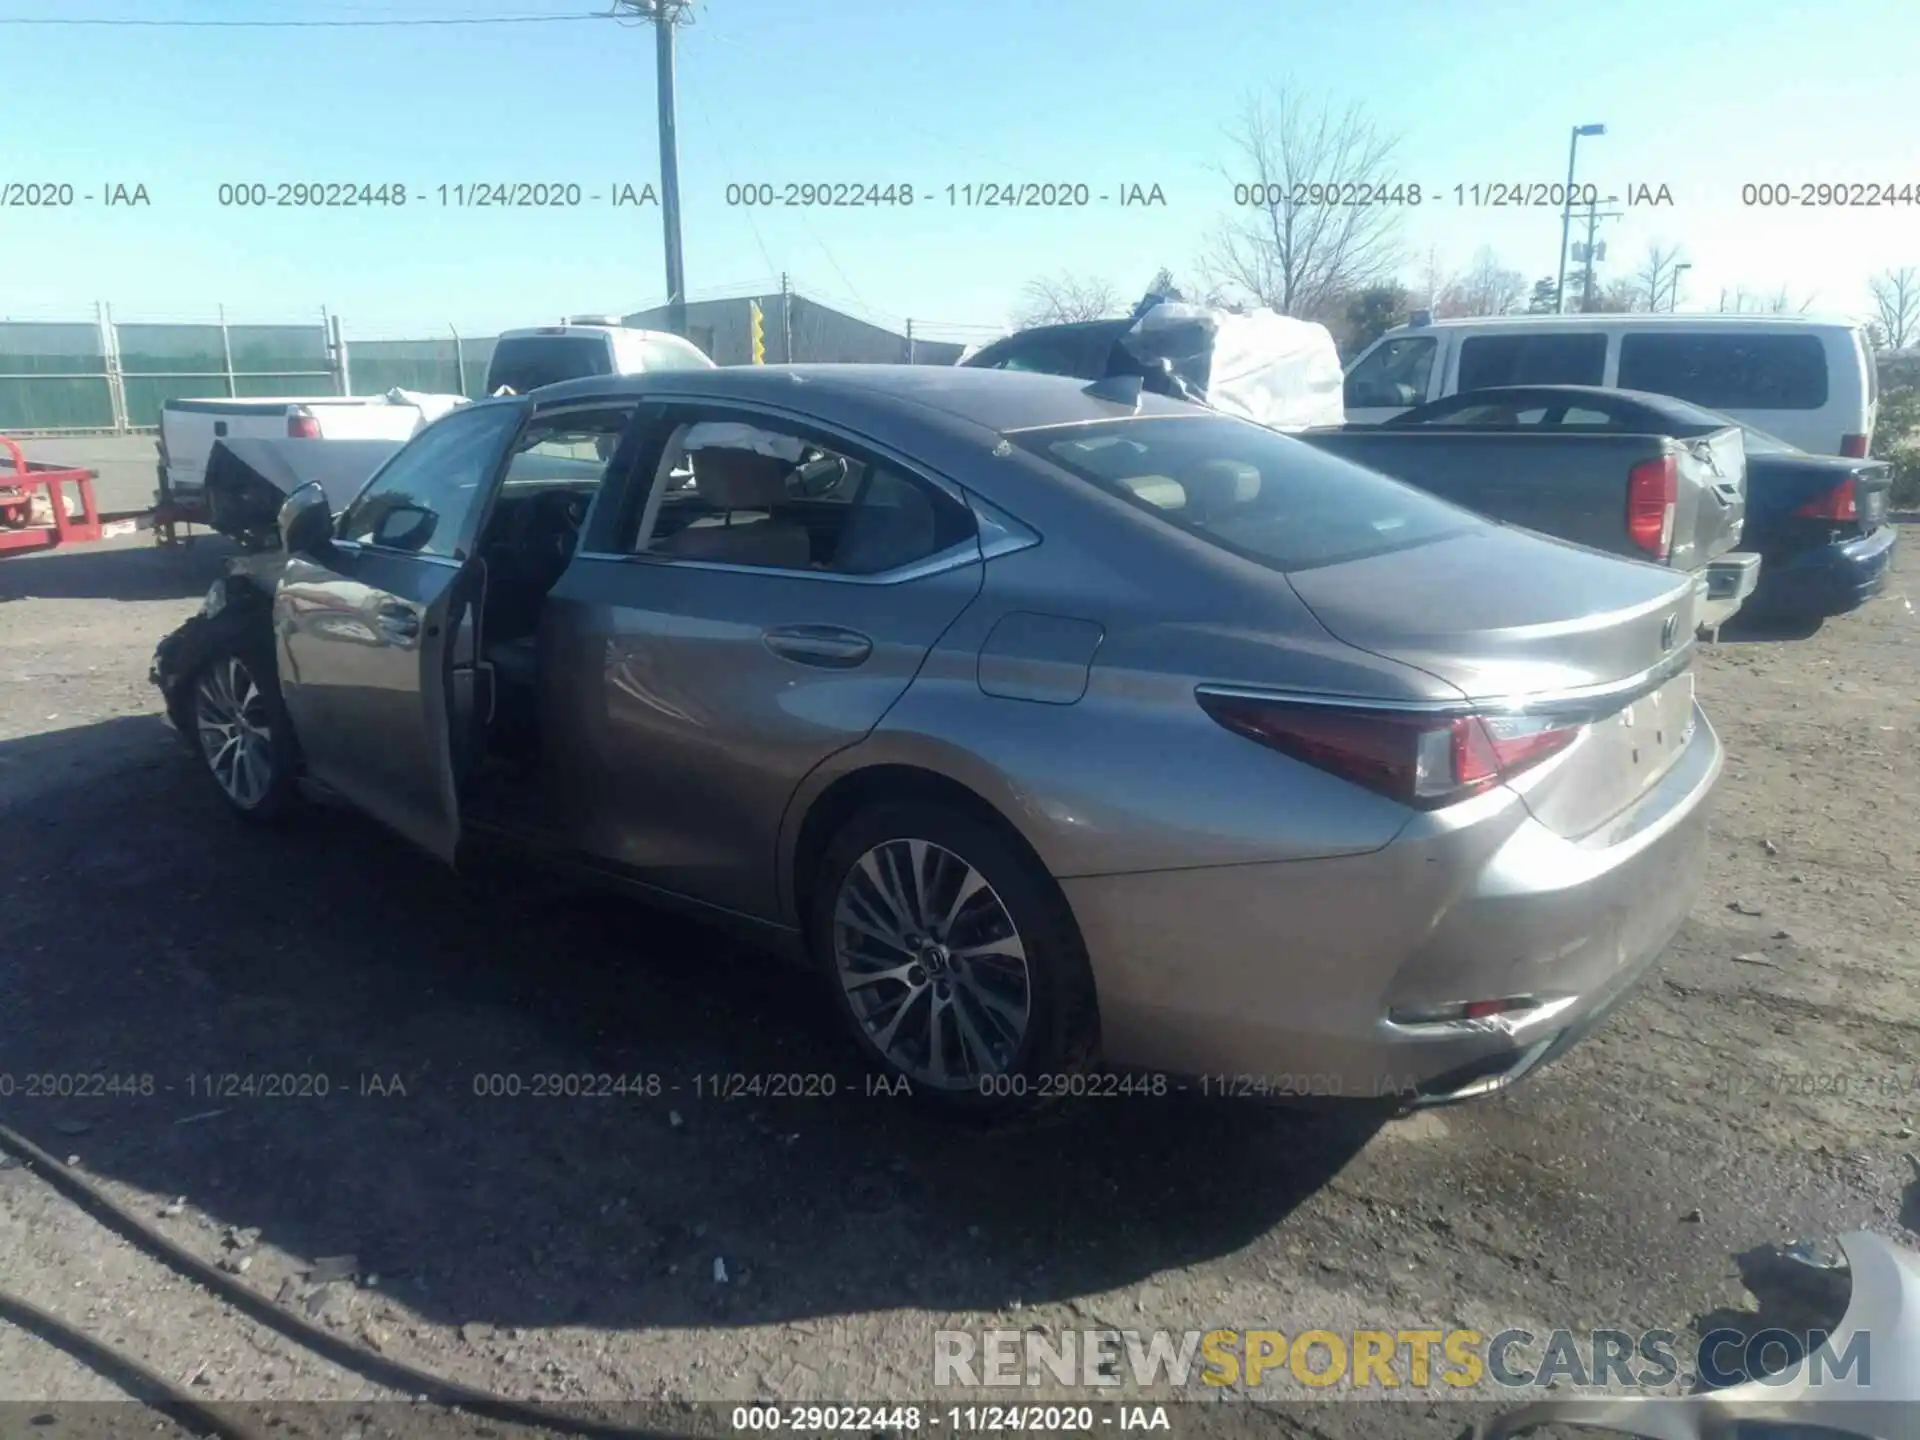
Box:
[152,365,1722,1115]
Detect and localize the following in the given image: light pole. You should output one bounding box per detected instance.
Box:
[1669,262,1692,312]
[1557,123,1607,313]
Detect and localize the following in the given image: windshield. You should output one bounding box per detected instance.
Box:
[1013,414,1482,571]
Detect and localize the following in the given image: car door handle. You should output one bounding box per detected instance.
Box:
[375,602,420,640]
[762,624,872,668]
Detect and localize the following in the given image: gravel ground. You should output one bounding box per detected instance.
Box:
[1,528,1917,1433]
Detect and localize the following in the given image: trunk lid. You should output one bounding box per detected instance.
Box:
[1285,525,1702,838]
[1285,524,1698,701]
[1745,453,1891,550]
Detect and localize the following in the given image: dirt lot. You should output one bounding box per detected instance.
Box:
[1,529,1917,1432]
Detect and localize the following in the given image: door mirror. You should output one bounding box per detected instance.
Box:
[279,481,334,557]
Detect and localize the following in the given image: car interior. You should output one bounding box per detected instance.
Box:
[467,411,967,766]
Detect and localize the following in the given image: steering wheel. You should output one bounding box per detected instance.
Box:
[506,488,587,573]
[789,452,851,498]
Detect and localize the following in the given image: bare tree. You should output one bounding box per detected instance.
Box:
[1012,273,1124,328]
[1634,243,1686,313]
[1582,278,1641,314]
[1201,89,1405,320]
[1457,247,1527,316]
[1871,267,1919,350]
[1766,285,1815,315]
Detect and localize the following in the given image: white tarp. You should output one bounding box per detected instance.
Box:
[1126,304,1345,430]
[1199,310,1346,430]
[382,388,471,426]
[681,421,808,461]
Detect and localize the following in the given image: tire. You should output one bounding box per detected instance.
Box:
[808,800,1099,1118]
[184,628,302,824]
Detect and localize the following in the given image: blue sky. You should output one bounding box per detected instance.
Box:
[3,0,1915,345]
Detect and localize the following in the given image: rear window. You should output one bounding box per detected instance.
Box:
[1457,332,1607,389]
[1013,415,1482,572]
[967,326,1117,379]
[485,336,613,394]
[630,335,716,372]
[1617,332,1829,410]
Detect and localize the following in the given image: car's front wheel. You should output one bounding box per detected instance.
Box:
[810,801,1098,1117]
[187,635,300,823]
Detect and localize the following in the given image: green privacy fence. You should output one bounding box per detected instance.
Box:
[346,336,498,401]
[0,312,500,433]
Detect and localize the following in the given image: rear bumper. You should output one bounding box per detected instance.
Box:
[1746,524,1898,619]
[1696,551,1762,632]
[1065,704,1723,1106]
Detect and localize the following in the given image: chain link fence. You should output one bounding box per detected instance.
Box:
[0,310,501,435]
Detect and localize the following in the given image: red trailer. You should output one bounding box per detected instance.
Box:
[0,435,106,554]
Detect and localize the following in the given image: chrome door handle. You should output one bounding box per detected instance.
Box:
[376,603,420,640]
[762,624,872,668]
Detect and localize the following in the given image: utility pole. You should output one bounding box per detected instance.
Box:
[1574,196,1623,311]
[779,272,793,362]
[616,1,693,339]
[1556,123,1606,313]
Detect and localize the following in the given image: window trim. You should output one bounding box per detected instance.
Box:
[581,399,989,585]
[333,398,533,561]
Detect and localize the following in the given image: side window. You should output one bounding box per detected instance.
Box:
[1617,333,1829,410]
[503,405,636,481]
[1344,336,1437,408]
[337,402,526,556]
[1457,333,1607,390]
[628,414,976,575]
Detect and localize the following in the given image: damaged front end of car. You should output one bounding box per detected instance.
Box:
[149,554,288,744]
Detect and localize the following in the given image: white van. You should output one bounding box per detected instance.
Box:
[1342,313,1879,457]
[484,318,714,395]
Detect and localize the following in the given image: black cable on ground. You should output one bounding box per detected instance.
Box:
[0,1119,688,1440]
[0,1286,272,1440]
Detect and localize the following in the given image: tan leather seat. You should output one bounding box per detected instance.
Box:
[659,449,813,568]
[1179,459,1261,523]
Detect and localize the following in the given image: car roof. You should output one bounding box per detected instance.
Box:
[495,325,679,340]
[1406,384,1739,429]
[1389,312,1860,332]
[523,363,1202,433]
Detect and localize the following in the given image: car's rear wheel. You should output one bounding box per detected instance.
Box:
[810,801,1098,1117]
[189,637,299,823]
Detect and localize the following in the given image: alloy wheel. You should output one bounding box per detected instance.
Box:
[193,655,276,809]
[831,838,1032,1089]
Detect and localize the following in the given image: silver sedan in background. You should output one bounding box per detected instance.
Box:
[152,365,1723,1116]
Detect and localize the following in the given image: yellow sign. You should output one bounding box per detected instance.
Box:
[750,300,765,364]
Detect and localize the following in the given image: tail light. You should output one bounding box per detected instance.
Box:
[1795,475,1857,521]
[1840,433,1869,459]
[287,407,321,439]
[1195,693,1584,810]
[1626,455,1677,560]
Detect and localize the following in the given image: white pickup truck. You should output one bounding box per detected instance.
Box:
[154,390,468,525]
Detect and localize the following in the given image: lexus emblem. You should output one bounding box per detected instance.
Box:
[1660,614,1678,651]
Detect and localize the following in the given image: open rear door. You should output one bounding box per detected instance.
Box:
[274,399,531,863]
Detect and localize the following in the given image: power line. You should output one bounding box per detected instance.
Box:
[0,11,612,25]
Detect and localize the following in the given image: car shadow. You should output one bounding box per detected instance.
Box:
[0,713,1379,1340]
[0,533,235,604]
[1715,612,1827,643]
